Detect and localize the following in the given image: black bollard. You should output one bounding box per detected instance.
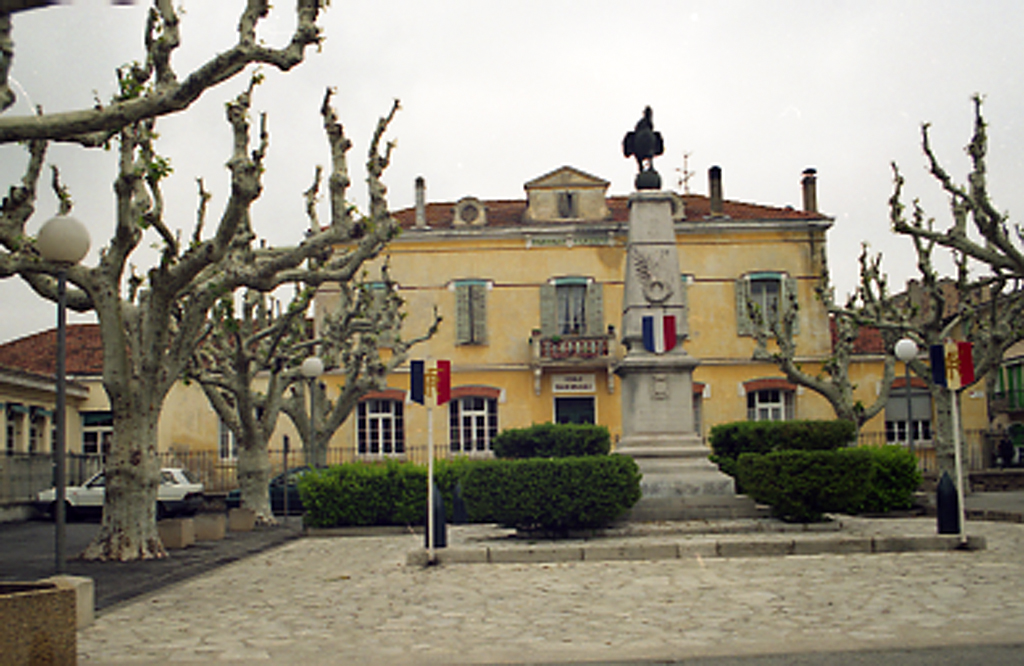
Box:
[425,481,447,549]
[452,481,468,525]
[936,470,960,535]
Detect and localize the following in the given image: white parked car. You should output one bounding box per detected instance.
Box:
[37,467,204,520]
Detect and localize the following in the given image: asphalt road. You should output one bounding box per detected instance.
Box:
[0,515,300,611]
[533,643,1024,665]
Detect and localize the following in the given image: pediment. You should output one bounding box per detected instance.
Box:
[524,166,609,191]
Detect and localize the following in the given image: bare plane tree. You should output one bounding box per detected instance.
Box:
[0,1,410,561]
[188,95,439,521]
[749,248,902,433]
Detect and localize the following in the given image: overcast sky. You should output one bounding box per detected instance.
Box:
[2,0,1023,344]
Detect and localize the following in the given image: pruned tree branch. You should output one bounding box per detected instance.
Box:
[0,0,326,144]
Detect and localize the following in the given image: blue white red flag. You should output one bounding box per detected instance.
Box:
[929,341,974,390]
[410,359,451,405]
[642,314,677,354]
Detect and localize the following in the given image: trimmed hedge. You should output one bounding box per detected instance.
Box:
[737,449,873,522]
[492,422,612,459]
[460,455,642,531]
[859,445,922,513]
[736,445,922,522]
[299,460,428,528]
[709,420,857,481]
[298,454,641,531]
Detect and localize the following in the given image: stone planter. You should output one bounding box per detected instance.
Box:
[0,582,76,665]
[194,512,227,541]
[228,507,256,532]
[158,517,196,549]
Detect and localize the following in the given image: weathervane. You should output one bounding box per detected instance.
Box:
[622,106,665,190]
[676,151,693,194]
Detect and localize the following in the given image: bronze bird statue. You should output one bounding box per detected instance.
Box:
[623,106,664,173]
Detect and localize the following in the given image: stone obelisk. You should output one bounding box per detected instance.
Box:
[618,108,758,521]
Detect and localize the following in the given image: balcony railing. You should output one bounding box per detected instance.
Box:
[530,330,616,364]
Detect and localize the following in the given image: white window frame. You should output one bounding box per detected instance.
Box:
[449,396,498,455]
[218,419,238,462]
[357,399,405,457]
[747,388,794,421]
[884,386,933,446]
[82,411,114,456]
[556,282,588,336]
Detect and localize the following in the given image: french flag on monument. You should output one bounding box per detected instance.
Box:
[642,313,677,354]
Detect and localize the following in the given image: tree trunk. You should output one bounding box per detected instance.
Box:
[237,437,275,525]
[79,403,165,561]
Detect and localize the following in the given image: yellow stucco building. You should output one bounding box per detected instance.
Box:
[314,165,877,462]
[0,165,993,485]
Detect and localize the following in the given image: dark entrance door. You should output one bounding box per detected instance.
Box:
[555,397,595,424]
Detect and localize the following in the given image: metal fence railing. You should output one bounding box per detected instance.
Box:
[856,429,995,473]
[5,429,1011,508]
[0,452,105,507]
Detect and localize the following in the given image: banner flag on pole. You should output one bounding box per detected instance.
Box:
[642,313,677,354]
[436,360,451,405]
[929,345,946,387]
[410,359,450,405]
[929,341,975,390]
[410,360,425,404]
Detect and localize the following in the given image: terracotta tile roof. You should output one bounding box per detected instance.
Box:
[394,194,826,230]
[0,324,104,376]
[830,317,886,355]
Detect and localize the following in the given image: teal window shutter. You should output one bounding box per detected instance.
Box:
[470,283,487,344]
[540,283,557,336]
[585,282,603,336]
[783,276,800,336]
[455,281,487,345]
[455,283,471,344]
[735,277,753,336]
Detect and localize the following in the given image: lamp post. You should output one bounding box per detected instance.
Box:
[300,356,324,467]
[895,338,919,459]
[37,215,91,575]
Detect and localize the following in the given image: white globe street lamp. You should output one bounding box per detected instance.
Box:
[301,356,324,467]
[38,215,90,575]
[895,338,919,458]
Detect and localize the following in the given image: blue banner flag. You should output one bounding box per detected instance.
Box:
[410,360,425,404]
[929,344,946,387]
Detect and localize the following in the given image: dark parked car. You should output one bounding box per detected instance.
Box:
[225,466,311,515]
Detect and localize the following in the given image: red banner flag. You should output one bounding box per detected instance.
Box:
[436,360,451,405]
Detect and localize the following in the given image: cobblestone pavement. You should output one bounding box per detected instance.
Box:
[78,517,1024,665]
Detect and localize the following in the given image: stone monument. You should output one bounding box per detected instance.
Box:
[617,108,759,520]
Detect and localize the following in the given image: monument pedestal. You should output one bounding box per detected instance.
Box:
[616,190,761,521]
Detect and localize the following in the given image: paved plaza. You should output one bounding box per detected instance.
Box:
[77,516,1024,665]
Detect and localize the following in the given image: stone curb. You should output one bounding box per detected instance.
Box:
[405,534,987,566]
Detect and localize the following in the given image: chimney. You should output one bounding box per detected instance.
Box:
[708,166,723,216]
[414,176,427,228]
[801,168,817,213]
